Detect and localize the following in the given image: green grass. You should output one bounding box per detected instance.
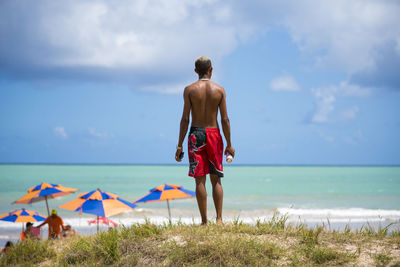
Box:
[0,238,56,266]
[164,235,282,266]
[372,252,393,267]
[1,217,399,267]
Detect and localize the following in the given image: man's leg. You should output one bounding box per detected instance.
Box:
[195,175,207,225]
[210,174,223,223]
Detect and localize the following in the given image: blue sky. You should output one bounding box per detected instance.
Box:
[1,0,399,165]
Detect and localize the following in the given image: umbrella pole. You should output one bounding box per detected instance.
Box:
[45,195,50,216]
[167,200,171,223]
[97,215,99,232]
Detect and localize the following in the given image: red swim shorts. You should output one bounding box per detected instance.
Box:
[188,127,224,178]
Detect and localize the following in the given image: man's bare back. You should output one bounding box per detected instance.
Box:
[185,80,224,129]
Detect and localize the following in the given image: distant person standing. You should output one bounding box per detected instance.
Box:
[175,56,235,225]
[38,209,65,239]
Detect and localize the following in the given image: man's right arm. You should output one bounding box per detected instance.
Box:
[175,87,191,162]
[219,88,235,157]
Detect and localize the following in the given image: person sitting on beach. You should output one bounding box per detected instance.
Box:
[1,241,13,255]
[38,209,65,239]
[175,56,235,225]
[62,225,76,238]
[22,222,41,240]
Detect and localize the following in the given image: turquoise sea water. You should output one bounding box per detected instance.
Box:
[1,165,399,244]
[1,164,399,210]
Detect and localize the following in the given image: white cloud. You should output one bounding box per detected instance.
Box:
[310,82,370,123]
[339,82,371,98]
[0,0,252,88]
[140,81,189,95]
[396,37,400,56]
[88,127,109,139]
[340,106,360,121]
[317,130,335,143]
[311,87,336,123]
[281,0,400,74]
[1,0,399,93]
[344,130,365,144]
[269,74,300,92]
[54,127,68,139]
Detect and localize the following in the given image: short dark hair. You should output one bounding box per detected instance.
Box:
[26,222,33,228]
[195,56,212,76]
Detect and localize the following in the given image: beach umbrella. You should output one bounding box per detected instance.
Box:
[0,208,46,231]
[13,182,78,216]
[133,184,195,221]
[59,188,136,232]
[88,217,118,227]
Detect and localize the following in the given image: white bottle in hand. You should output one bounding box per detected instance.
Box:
[226,153,233,163]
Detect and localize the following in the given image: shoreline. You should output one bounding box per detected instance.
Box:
[2,206,399,226]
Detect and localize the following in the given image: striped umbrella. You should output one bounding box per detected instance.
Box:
[0,208,46,231]
[59,188,136,231]
[14,182,78,216]
[134,184,195,221]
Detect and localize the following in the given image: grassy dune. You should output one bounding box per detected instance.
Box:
[1,216,399,266]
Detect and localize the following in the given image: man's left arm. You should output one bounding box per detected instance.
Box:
[175,87,191,162]
[38,217,48,228]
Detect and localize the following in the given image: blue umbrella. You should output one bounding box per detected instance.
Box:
[134,184,195,221]
[59,188,136,231]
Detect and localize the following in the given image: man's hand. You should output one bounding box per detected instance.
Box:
[175,147,183,162]
[224,146,235,158]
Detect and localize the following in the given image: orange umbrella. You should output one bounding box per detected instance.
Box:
[0,208,46,223]
[0,208,46,232]
[14,182,78,215]
[59,188,136,231]
[133,184,195,221]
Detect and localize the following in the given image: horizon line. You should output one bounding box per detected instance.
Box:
[0,162,399,167]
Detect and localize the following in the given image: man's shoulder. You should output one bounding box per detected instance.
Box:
[210,81,224,91]
[185,81,199,90]
[185,81,224,91]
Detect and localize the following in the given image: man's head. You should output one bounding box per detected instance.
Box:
[26,222,33,229]
[51,209,57,217]
[195,56,212,77]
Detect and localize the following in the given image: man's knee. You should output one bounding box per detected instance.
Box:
[210,174,221,186]
[195,175,206,185]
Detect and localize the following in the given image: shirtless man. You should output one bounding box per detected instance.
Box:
[175,56,235,225]
[38,209,65,239]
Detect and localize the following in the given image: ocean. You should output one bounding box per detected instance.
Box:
[0,164,399,246]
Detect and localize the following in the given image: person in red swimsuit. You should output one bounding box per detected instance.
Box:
[175,56,235,225]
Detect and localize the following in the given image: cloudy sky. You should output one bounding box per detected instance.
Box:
[1,0,399,165]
